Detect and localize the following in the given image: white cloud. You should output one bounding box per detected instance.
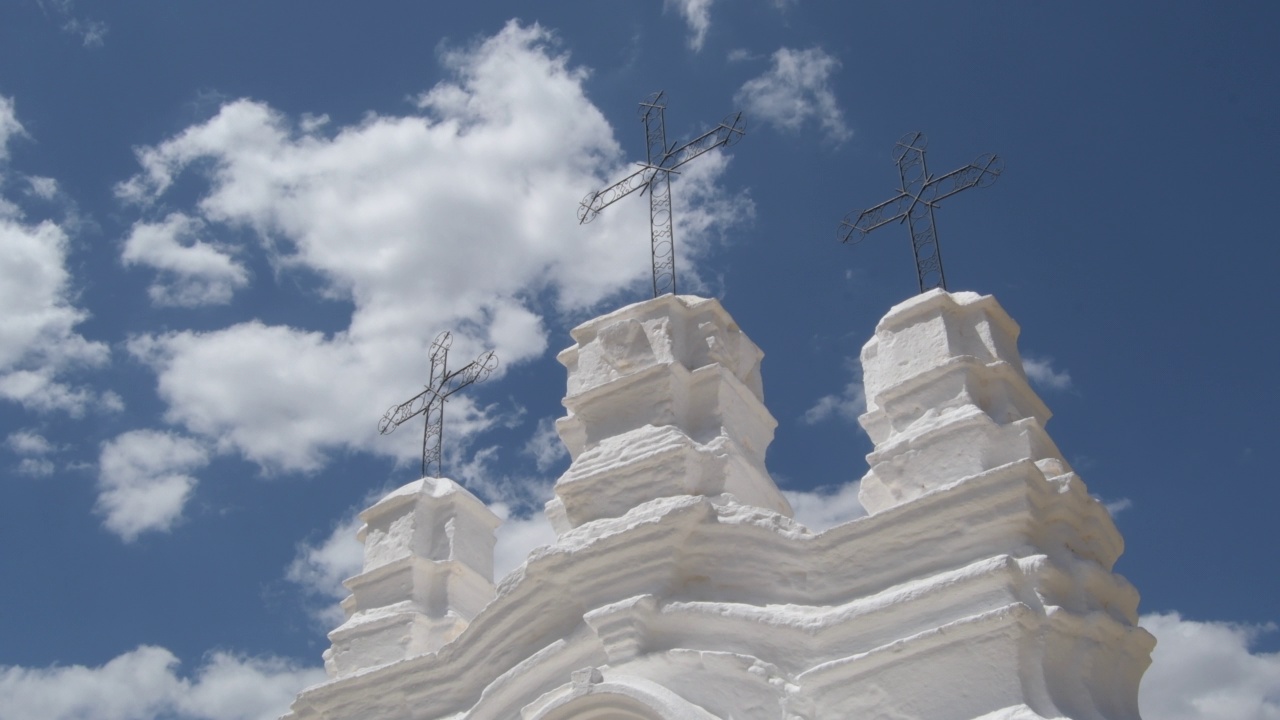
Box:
[121,212,250,307]
[6,429,54,455]
[1140,612,1280,720]
[494,512,557,580]
[96,430,210,542]
[0,96,26,160]
[172,651,323,720]
[0,205,111,416]
[117,21,751,475]
[0,369,101,415]
[27,176,58,199]
[0,646,178,720]
[666,152,754,291]
[1022,354,1072,391]
[35,0,108,48]
[523,417,568,472]
[17,458,55,477]
[664,0,714,51]
[734,47,851,144]
[7,429,56,476]
[783,481,867,531]
[450,444,559,515]
[287,512,365,628]
[127,323,473,474]
[802,378,865,425]
[0,645,323,720]
[101,389,125,412]
[1102,496,1133,517]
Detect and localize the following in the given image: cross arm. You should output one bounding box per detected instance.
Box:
[838,193,911,244]
[924,153,1003,203]
[577,166,656,223]
[438,350,499,398]
[664,112,746,172]
[379,389,435,434]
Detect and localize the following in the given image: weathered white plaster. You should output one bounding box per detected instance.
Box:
[323,477,502,679]
[548,294,791,531]
[285,291,1152,720]
[857,289,1065,514]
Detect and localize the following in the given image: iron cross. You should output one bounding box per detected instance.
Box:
[379,331,497,479]
[839,132,1003,293]
[578,91,745,297]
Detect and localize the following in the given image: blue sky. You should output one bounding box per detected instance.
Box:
[1,2,1277,718]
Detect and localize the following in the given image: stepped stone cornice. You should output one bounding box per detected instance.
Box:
[285,291,1152,720]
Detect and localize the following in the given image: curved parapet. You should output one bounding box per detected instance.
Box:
[284,291,1151,720]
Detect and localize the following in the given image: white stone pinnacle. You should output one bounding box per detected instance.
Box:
[323,477,501,679]
[547,294,793,533]
[857,289,1065,514]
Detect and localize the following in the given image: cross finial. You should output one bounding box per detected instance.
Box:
[379,331,498,479]
[579,91,745,297]
[839,132,1003,293]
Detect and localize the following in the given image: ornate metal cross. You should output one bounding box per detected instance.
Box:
[839,132,1003,293]
[379,331,498,479]
[578,91,746,297]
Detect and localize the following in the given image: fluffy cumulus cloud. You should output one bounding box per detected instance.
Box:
[1140,612,1280,719]
[734,47,851,144]
[6,428,57,477]
[664,0,714,51]
[523,416,569,472]
[287,512,366,627]
[802,378,865,425]
[116,21,750,477]
[122,212,249,306]
[0,217,110,413]
[96,430,210,542]
[6,428,54,455]
[451,447,563,519]
[1022,354,1072,391]
[0,645,324,720]
[783,481,867,530]
[27,175,58,200]
[0,96,111,416]
[493,510,558,579]
[803,355,866,426]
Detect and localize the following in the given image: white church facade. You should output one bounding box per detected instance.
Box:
[282,290,1154,720]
